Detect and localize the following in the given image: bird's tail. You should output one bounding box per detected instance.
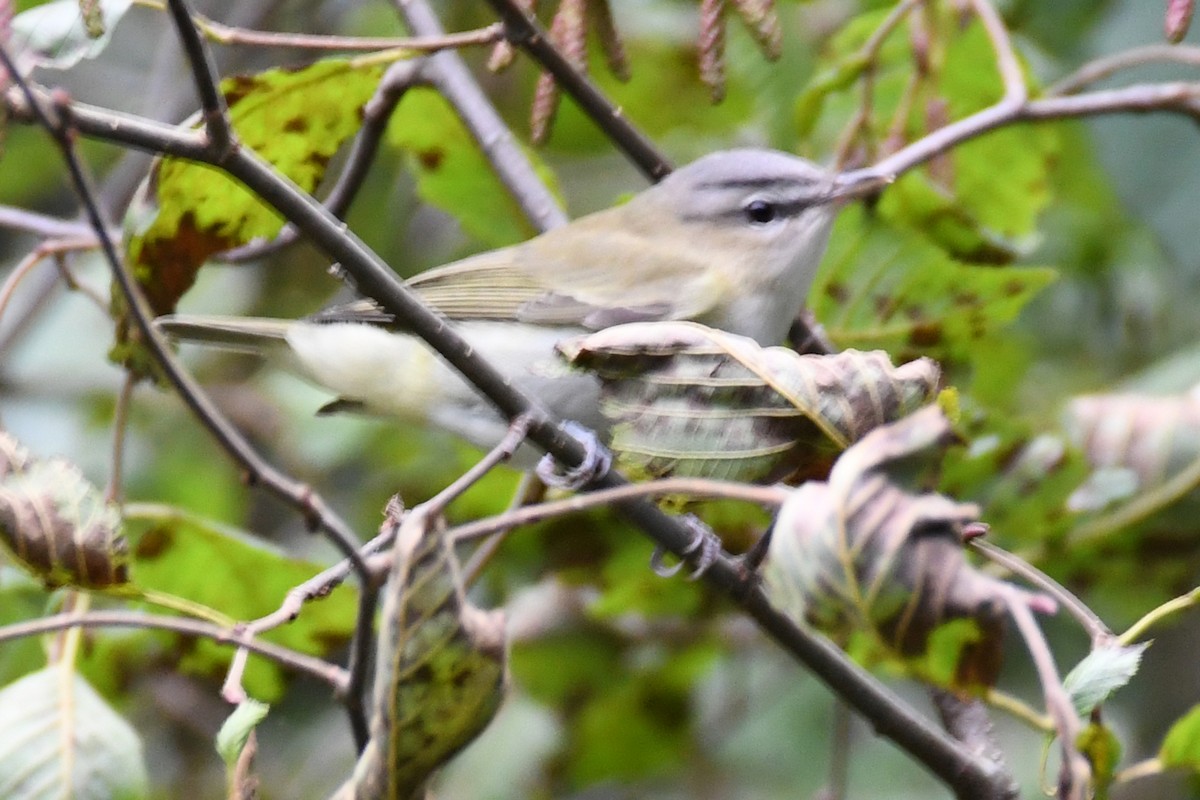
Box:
[155,314,292,356]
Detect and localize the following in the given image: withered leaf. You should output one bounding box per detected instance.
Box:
[558,321,940,485]
[344,505,506,800]
[0,432,128,590]
[1064,387,1200,519]
[763,405,1034,689]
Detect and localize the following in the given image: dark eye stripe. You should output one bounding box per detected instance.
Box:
[677,198,817,224]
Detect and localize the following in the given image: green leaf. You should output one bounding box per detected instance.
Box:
[387,88,551,249]
[794,9,907,144]
[885,20,1056,254]
[0,665,148,800]
[1162,704,1200,771]
[121,506,357,699]
[814,206,1057,369]
[215,699,270,767]
[1063,641,1149,717]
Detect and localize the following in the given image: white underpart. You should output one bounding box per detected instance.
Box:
[285,321,602,454]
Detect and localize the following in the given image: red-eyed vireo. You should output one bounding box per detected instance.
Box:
[158,149,885,457]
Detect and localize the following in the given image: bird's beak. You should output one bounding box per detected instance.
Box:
[827,169,895,202]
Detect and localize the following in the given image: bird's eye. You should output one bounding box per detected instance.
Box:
[744,200,778,225]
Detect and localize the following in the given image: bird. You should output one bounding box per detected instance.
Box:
[157,148,884,459]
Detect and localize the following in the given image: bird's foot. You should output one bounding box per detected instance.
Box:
[535,421,612,491]
[650,514,722,580]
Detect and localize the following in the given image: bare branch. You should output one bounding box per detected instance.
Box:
[1119,586,1200,645]
[450,477,789,545]
[972,538,1113,646]
[164,0,234,155]
[1004,588,1089,800]
[1048,43,1200,96]
[0,610,348,690]
[864,80,1200,183]
[198,15,504,53]
[0,206,99,239]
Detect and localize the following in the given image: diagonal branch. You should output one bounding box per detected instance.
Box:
[164,0,233,154]
[480,0,672,181]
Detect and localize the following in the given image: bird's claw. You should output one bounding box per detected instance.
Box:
[535,421,612,490]
[650,514,722,580]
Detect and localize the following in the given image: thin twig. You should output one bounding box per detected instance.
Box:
[1113,757,1163,784]
[1049,43,1200,97]
[865,80,1200,183]
[0,250,44,324]
[427,413,534,513]
[0,206,100,239]
[966,0,1026,103]
[983,687,1054,730]
[200,15,503,53]
[135,0,503,52]
[0,610,348,689]
[105,373,136,503]
[971,538,1112,645]
[461,470,545,586]
[449,477,790,545]
[480,0,672,181]
[1119,586,1200,645]
[1004,587,1089,800]
[833,0,923,167]
[164,0,233,155]
[0,238,103,325]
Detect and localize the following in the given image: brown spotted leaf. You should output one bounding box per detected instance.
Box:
[114,58,386,373]
[558,321,940,485]
[763,405,1040,688]
[344,505,506,799]
[0,435,128,590]
[814,206,1056,369]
